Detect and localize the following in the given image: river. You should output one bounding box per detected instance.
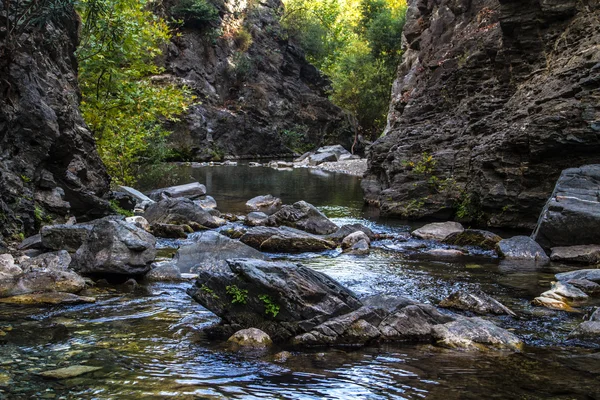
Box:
[0,163,599,399]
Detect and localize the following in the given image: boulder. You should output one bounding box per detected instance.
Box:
[0,269,85,298]
[443,229,502,250]
[195,195,218,210]
[144,198,226,228]
[110,190,137,212]
[316,145,351,159]
[431,317,522,351]
[246,212,269,227]
[378,304,454,342]
[345,239,370,255]
[20,250,72,272]
[549,281,588,301]
[72,217,157,276]
[125,216,150,231]
[439,290,516,316]
[550,245,600,264]
[556,269,600,283]
[308,152,338,166]
[150,223,191,239]
[411,222,464,241]
[40,224,93,252]
[118,186,155,206]
[567,279,600,296]
[246,195,282,215]
[145,262,183,282]
[267,201,338,235]
[341,231,371,249]
[18,234,43,251]
[569,321,600,339]
[327,224,376,243]
[147,182,207,201]
[175,231,269,273]
[0,254,21,279]
[228,328,273,348]
[187,259,363,341]
[240,226,335,253]
[496,236,550,263]
[532,165,600,250]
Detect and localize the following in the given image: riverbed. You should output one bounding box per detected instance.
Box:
[0,164,599,399]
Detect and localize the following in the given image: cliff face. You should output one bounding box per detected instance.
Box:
[163,0,356,160]
[363,0,600,229]
[0,3,110,242]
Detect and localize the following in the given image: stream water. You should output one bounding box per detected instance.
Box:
[1,164,599,399]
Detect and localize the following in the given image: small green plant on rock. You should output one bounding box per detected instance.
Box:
[109,200,134,217]
[258,294,280,318]
[402,152,437,175]
[200,284,220,299]
[226,285,248,304]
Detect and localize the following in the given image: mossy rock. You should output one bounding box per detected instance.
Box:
[443,229,502,250]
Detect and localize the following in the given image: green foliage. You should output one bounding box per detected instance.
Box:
[171,0,220,28]
[403,152,437,175]
[20,175,31,183]
[77,0,194,185]
[229,51,254,81]
[281,0,407,136]
[226,285,248,304]
[233,27,253,51]
[200,284,220,299]
[258,294,280,318]
[280,126,312,153]
[109,200,134,217]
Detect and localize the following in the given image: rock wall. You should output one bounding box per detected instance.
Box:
[363,0,600,229]
[162,0,356,161]
[0,3,110,242]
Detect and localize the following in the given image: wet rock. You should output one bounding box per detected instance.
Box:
[118,186,155,207]
[431,317,522,351]
[591,308,600,321]
[38,365,102,379]
[567,279,600,296]
[221,226,247,239]
[240,226,335,253]
[341,231,371,250]
[272,351,293,363]
[267,201,338,235]
[188,259,363,341]
[411,222,464,241]
[0,269,85,298]
[443,230,502,250]
[378,304,454,342]
[175,231,269,273]
[496,236,550,263]
[246,212,269,227]
[125,216,151,231]
[309,152,338,166]
[550,281,588,301]
[40,224,93,252]
[72,217,157,276]
[228,328,273,348]
[550,245,600,264]
[195,195,218,210]
[145,262,182,282]
[345,239,370,255]
[18,234,43,251]
[533,165,600,250]
[556,269,600,284]
[20,250,72,272]
[150,223,191,239]
[145,197,226,229]
[327,224,376,243]
[439,291,516,317]
[0,254,21,279]
[424,248,466,258]
[532,295,579,313]
[0,292,96,305]
[246,195,282,215]
[110,190,136,212]
[569,309,600,339]
[147,182,207,201]
[316,145,351,159]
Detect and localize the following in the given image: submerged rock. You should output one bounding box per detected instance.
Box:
[443,229,502,250]
[38,365,102,379]
[145,262,183,282]
[145,197,226,228]
[550,245,600,264]
[147,182,206,201]
[267,201,338,235]
[246,195,282,215]
[439,290,516,317]
[228,328,273,348]
[411,222,464,241]
[0,292,95,305]
[72,217,157,276]
[496,236,549,263]
[431,317,522,351]
[240,226,335,253]
[175,231,268,273]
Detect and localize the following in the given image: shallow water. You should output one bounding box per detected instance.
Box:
[1,164,599,399]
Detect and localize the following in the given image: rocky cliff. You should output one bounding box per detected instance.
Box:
[162,0,356,160]
[0,3,110,243]
[363,0,600,229]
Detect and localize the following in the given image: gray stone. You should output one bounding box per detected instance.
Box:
[0,269,85,298]
[147,182,207,201]
[246,212,269,227]
[145,198,226,229]
[550,245,600,264]
[246,195,282,215]
[316,145,351,158]
[175,231,269,273]
[267,201,338,235]
[38,365,102,379]
[20,250,72,272]
[240,226,335,253]
[341,231,371,249]
[496,236,550,263]
[18,234,43,251]
[72,217,157,276]
[424,248,466,257]
[308,152,338,166]
[431,317,523,351]
[327,224,376,243]
[439,290,516,316]
[443,229,502,250]
[0,254,21,279]
[567,279,600,295]
[0,292,95,305]
[556,269,600,283]
[118,186,155,205]
[569,321,600,339]
[345,239,370,255]
[533,165,600,249]
[145,262,183,282]
[40,224,93,252]
[550,281,588,301]
[150,223,191,239]
[195,195,218,210]
[378,304,454,341]
[411,222,464,241]
[125,216,150,231]
[228,328,273,348]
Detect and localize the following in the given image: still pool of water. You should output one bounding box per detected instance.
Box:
[1,164,599,399]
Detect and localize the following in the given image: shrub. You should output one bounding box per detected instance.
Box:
[233,27,253,51]
[171,0,220,28]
